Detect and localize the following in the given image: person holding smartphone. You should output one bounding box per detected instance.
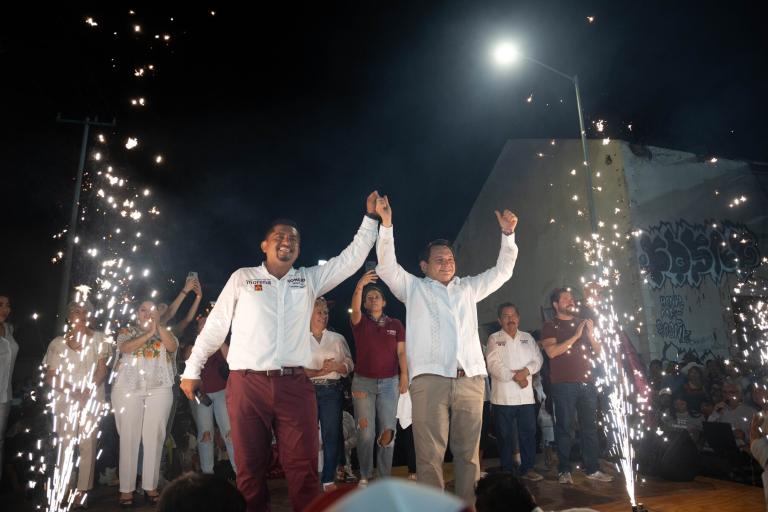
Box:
[349,268,407,485]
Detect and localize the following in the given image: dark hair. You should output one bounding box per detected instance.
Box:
[158,473,245,512]
[549,287,571,308]
[475,472,537,512]
[419,239,454,263]
[649,359,662,369]
[496,302,519,318]
[362,285,386,303]
[264,218,300,241]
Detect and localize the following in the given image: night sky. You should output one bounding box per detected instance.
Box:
[2,2,767,356]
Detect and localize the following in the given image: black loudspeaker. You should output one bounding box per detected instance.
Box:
[637,429,700,481]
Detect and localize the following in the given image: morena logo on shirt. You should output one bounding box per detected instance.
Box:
[246,279,272,291]
[386,329,397,336]
[496,341,506,347]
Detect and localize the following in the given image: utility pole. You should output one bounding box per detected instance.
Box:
[55,114,117,330]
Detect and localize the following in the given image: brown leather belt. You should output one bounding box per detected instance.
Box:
[457,369,467,378]
[237,367,304,377]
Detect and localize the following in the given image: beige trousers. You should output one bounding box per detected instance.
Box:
[410,374,485,505]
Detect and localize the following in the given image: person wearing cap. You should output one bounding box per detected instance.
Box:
[43,299,110,508]
[373,195,519,505]
[180,192,381,512]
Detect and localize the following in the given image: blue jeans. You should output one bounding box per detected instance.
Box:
[315,382,343,484]
[193,389,237,474]
[352,375,399,479]
[551,382,600,474]
[494,403,536,474]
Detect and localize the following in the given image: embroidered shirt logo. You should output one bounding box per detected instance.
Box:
[287,276,307,289]
[246,279,271,291]
[386,329,397,336]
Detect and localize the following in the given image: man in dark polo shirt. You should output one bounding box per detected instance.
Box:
[540,287,613,484]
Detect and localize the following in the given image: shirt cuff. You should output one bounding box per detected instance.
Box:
[181,363,202,380]
[379,224,394,238]
[502,232,516,246]
[362,215,379,230]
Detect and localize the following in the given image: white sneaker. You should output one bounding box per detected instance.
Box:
[558,472,574,484]
[585,470,614,482]
[358,478,368,487]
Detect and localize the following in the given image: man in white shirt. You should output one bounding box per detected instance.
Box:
[180,192,380,512]
[373,196,518,505]
[486,303,543,482]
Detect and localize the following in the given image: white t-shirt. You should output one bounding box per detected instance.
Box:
[0,323,19,403]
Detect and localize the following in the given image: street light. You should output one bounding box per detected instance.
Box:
[492,41,597,233]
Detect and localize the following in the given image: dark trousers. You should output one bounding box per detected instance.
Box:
[493,403,537,474]
[315,382,343,484]
[227,371,319,512]
[551,381,600,475]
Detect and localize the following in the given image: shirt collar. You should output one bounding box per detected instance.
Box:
[423,276,459,287]
[499,329,521,342]
[365,312,389,326]
[260,262,296,280]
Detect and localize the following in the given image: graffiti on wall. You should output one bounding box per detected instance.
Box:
[638,220,760,289]
[656,293,717,361]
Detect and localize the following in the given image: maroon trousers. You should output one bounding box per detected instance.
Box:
[226,371,320,512]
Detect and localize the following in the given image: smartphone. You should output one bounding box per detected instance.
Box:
[364,261,377,273]
[187,271,198,280]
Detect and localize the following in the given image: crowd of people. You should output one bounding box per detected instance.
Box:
[1,191,767,512]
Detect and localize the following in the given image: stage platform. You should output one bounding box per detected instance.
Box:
[3,459,763,511]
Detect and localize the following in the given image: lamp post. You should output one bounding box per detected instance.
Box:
[493,42,597,233]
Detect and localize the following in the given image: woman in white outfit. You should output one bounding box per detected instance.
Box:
[112,300,178,507]
[43,300,110,509]
[0,293,18,482]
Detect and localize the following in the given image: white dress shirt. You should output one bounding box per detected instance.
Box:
[0,323,19,403]
[183,216,378,379]
[485,329,543,406]
[308,330,353,381]
[375,225,517,381]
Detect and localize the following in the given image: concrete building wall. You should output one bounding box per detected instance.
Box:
[454,139,767,362]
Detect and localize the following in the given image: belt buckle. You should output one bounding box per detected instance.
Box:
[278,368,286,376]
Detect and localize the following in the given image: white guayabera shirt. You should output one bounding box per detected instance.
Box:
[375,225,518,381]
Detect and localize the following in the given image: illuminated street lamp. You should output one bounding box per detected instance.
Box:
[492,41,597,232]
